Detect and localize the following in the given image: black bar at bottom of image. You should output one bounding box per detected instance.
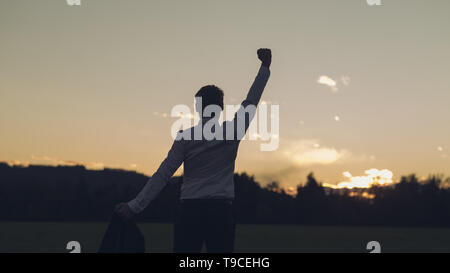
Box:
[1,253,448,272]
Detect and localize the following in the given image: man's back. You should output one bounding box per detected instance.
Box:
[179,123,240,200]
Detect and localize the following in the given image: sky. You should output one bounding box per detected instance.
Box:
[1,0,449,189]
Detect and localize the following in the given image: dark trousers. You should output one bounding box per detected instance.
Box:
[174,199,235,253]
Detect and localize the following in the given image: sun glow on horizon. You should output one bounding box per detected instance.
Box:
[324,168,394,189]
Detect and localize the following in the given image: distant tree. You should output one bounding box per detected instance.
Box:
[1,164,450,227]
[265,181,280,192]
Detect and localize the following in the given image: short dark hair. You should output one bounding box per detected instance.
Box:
[195,85,224,112]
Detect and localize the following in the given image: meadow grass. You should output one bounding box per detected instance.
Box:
[1,222,450,253]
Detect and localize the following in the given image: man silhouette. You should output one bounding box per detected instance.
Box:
[115,48,271,253]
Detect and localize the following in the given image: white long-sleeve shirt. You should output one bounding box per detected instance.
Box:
[128,65,270,213]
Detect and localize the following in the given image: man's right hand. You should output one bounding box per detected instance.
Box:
[115,202,134,220]
[257,48,271,68]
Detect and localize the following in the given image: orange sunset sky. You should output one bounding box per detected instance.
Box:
[1,0,449,189]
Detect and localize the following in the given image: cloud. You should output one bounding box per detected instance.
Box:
[1,160,30,167]
[437,147,448,158]
[175,112,195,120]
[283,139,350,166]
[89,162,105,169]
[341,76,351,86]
[260,100,273,105]
[317,75,351,92]
[31,155,79,166]
[317,75,338,92]
[325,168,394,189]
[153,111,168,118]
[250,132,278,141]
[4,156,143,172]
[29,155,105,170]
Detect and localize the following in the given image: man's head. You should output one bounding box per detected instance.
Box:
[195,85,224,116]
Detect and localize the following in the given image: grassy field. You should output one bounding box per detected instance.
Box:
[1,222,450,253]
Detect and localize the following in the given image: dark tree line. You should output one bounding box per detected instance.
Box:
[1,162,449,227]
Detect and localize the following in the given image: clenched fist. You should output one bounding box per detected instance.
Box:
[257,48,271,68]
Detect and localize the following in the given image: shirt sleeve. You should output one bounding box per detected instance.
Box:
[127,137,184,214]
[243,65,271,106]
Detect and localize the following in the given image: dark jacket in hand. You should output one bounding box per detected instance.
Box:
[98,212,145,253]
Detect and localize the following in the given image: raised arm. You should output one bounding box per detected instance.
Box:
[230,48,271,140]
[245,48,271,105]
[115,137,184,218]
